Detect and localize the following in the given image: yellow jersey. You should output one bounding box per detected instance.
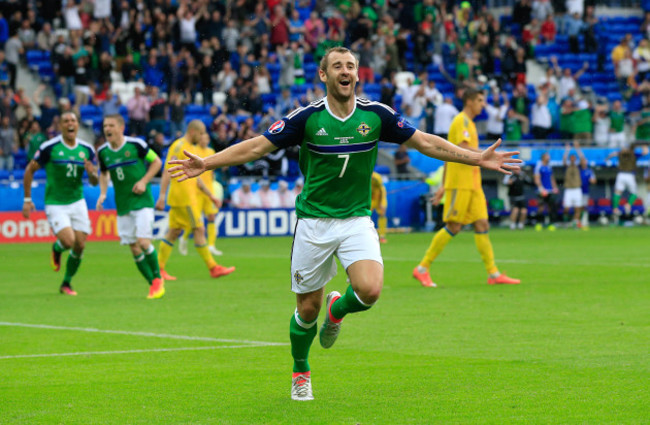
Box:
[371,172,386,201]
[165,137,200,206]
[444,111,481,191]
[195,145,216,192]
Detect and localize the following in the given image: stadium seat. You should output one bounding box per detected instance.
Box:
[374,165,390,175]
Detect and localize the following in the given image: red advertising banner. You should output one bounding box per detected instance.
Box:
[0,210,120,243]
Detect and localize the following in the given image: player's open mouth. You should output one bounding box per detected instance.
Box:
[339,80,350,87]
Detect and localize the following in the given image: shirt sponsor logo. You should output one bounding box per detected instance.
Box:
[315,127,328,136]
[268,120,286,134]
[357,122,371,136]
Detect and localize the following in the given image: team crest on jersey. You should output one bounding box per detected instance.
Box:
[463,130,470,138]
[79,151,85,159]
[294,271,304,285]
[397,118,406,128]
[268,120,286,134]
[125,150,131,158]
[357,122,371,136]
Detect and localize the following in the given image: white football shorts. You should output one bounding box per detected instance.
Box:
[117,208,155,245]
[290,216,383,294]
[614,172,637,194]
[45,199,92,235]
[563,188,583,208]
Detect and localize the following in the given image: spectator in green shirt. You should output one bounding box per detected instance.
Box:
[27,121,47,161]
[505,108,529,141]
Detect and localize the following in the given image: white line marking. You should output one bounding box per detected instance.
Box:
[0,322,287,346]
[0,345,269,360]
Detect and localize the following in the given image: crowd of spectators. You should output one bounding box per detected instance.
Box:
[1,0,650,178]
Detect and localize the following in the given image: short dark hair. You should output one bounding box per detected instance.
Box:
[103,114,125,127]
[462,88,484,104]
[319,47,358,72]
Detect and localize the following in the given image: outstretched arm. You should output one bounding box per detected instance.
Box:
[404,130,521,174]
[22,160,40,218]
[169,135,277,181]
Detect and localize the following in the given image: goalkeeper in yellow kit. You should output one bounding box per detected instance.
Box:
[178,133,223,256]
[155,120,234,280]
[412,89,520,287]
[370,171,388,243]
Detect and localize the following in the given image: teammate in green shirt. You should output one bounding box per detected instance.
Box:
[96,115,164,299]
[167,47,522,401]
[22,112,99,295]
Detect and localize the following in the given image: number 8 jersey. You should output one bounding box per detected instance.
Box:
[34,135,96,206]
[97,137,155,215]
[263,97,416,219]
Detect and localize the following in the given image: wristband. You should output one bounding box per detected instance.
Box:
[24,197,32,203]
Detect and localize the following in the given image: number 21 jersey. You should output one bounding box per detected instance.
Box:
[34,136,96,206]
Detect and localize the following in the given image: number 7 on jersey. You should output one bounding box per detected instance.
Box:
[337,154,349,178]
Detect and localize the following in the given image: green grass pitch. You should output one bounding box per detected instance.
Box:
[1,227,649,424]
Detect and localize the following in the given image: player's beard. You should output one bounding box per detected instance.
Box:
[328,81,355,104]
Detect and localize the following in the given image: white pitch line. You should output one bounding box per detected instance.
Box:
[0,322,287,346]
[0,344,269,360]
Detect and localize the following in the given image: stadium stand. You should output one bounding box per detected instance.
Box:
[2,0,650,227]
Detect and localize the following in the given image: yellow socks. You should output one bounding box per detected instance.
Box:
[474,232,498,275]
[195,244,217,269]
[158,239,174,268]
[419,226,454,268]
[207,222,216,247]
[377,216,387,239]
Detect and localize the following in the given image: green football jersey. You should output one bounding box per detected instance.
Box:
[609,110,625,133]
[263,97,416,219]
[636,109,650,141]
[34,136,96,205]
[97,137,155,215]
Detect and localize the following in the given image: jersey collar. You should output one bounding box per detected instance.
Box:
[323,96,356,122]
[60,135,79,150]
[107,137,126,152]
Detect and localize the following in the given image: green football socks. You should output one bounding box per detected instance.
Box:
[290,310,317,373]
[53,240,65,253]
[330,284,372,321]
[134,253,154,284]
[63,250,82,284]
[144,245,161,279]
